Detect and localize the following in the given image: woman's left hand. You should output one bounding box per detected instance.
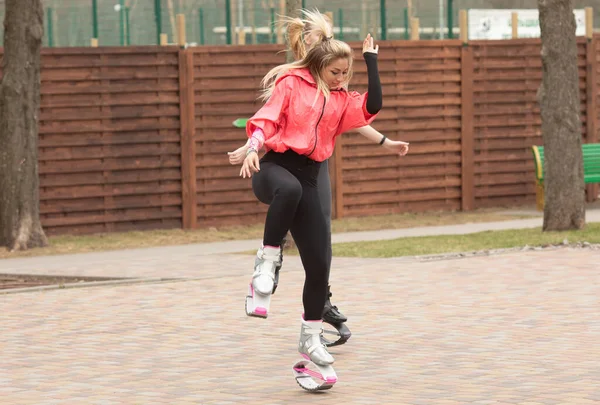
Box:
[384,140,409,156]
[363,33,379,55]
[240,151,260,178]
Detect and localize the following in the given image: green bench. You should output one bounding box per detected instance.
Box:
[531,144,600,210]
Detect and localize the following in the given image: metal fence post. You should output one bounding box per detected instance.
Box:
[447,0,454,39]
[225,0,232,44]
[198,8,205,45]
[154,0,163,44]
[125,7,131,45]
[47,7,54,47]
[92,0,98,40]
[119,0,125,45]
[380,0,386,40]
[403,7,409,39]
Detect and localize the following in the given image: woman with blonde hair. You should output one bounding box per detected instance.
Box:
[239,7,384,366]
[230,10,409,348]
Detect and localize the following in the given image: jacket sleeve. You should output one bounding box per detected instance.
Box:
[246,76,297,140]
[336,91,378,135]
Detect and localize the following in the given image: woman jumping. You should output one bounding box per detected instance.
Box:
[241,12,383,365]
[230,10,408,346]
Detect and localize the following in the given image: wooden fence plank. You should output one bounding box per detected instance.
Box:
[461,45,475,211]
[179,49,198,229]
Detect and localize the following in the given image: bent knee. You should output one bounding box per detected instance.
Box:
[276,181,302,202]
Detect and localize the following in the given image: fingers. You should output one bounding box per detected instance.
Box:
[240,159,250,178]
[243,164,253,178]
[363,33,379,54]
[249,156,260,172]
[363,33,371,50]
[229,153,243,165]
[239,155,260,178]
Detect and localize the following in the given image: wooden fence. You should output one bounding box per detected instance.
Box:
[37,47,184,235]
[18,37,600,235]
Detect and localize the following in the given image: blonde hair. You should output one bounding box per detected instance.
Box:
[260,12,352,103]
[284,9,334,60]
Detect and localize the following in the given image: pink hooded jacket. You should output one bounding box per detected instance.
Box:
[245,68,378,162]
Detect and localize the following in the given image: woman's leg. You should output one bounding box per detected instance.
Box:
[290,181,335,366]
[290,183,330,321]
[317,160,348,324]
[252,162,303,247]
[248,162,303,298]
[316,160,333,272]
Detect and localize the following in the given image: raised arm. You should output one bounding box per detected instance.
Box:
[336,34,382,134]
[363,34,381,115]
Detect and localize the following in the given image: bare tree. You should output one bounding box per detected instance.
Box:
[537,0,585,230]
[0,0,48,250]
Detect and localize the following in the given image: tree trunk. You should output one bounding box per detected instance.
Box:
[537,0,586,231]
[0,0,48,250]
[285,0,302,62]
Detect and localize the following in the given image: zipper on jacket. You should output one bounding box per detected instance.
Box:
[307,97,326,158]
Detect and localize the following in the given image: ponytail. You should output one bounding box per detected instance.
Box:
[283,8,334,62]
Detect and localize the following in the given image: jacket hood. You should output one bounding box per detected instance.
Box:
[275,67,348,92]
[276,68,316,86]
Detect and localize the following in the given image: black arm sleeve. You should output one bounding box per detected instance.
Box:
[363,52,382,114]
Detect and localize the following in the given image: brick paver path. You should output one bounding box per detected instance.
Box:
[1,248,599,404]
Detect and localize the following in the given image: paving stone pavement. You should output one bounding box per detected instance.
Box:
[1,247,599,404]
[3,208,600,281]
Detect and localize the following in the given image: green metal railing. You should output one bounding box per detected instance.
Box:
[380,0,386,40]
[225,0,232,45]
[199,8,205,45]
[47,7,54,47]
[92,0,98,39]
[447,0,454,39]
[9,1,596,48]
[118,0,125,46]
[154,0,162,45]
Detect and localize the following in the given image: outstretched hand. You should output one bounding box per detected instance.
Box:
[384,140,409,156]
[363,33,379,55]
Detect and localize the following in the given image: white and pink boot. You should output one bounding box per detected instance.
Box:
[245,246,281,318]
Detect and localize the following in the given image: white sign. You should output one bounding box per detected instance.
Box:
[468,9,586,40]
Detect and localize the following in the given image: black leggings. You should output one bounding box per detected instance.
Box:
[252,150,329,321]
[316,160,333,282]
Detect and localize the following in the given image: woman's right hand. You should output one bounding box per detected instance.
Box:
[240,151,260,178]
[228,144,249,165]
